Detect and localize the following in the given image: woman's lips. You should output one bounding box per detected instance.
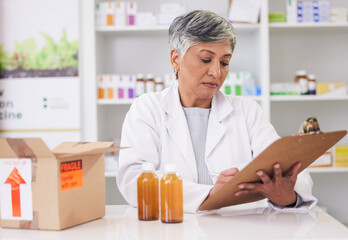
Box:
[203,82,218,88]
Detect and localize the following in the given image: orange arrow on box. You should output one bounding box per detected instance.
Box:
[5,167,26,217]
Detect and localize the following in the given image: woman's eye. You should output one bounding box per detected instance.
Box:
[221,62,229,67]
[201,59,211,63]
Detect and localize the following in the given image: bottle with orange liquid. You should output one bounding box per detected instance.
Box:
[160,164,183,223]
[137,163,159,221]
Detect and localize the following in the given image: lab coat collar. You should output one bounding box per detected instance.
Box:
[160,82,234,121]
[160,82,234,179]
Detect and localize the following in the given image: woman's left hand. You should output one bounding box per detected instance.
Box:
[235,162,301,206]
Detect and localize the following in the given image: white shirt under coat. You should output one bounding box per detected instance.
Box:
[116,82,317,213]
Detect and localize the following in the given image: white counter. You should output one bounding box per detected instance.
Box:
[1,202,348,239]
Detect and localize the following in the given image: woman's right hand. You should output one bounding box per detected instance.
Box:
[209,168,239,197]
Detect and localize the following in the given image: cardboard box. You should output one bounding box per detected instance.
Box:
[0,138,120,230]
[309,149,332,168]
[334,145,348,167]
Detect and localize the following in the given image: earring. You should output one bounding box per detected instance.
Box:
[174,69,178,80]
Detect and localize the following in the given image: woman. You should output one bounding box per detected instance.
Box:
[116,10,317,213]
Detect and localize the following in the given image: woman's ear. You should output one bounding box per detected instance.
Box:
[170,49,181,73]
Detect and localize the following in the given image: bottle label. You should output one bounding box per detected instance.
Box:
[136,82,145,96]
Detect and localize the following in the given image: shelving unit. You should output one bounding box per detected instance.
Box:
[96,23,261,32]
[308,167,348,173]
[271,95,348,101]
[269,22,348,28]
[80,0,348,222]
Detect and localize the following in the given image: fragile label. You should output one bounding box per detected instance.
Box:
[61,160,83,191]
[0,158,33,220]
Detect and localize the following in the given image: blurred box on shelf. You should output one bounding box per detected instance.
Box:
[137,12,157,26]
[115,2,126,26]
[334,145,348,167]
[96,1,137,27]
[270,82,300,95]
[158,3,185,26]
[97,75,136,100]
[287,0,330,23]
[286,0,297,23]
[309,149,332,168]
[0,138,120,230]
[126,2,137,25]
[222,71,260,97]
[228,0,261,24]
[316,82,346,96]
[96,2,115,27]
[318,0,330,22]
[331,8,348,23]
[269,12,286,22]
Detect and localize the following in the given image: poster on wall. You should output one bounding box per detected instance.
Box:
[0,0,80,149]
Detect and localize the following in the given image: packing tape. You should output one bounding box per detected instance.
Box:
[19,211,39,230]
[6,138,37,161]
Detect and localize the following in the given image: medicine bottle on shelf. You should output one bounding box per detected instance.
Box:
[107,75,114,99]
[146,74,155,93]
[136,74,146,97]
[137,162,159,221]
[294,70,309,95]
[160,164,183,223]
[97,75,106,99]
[155,77,165,92]
[307,74,317,95]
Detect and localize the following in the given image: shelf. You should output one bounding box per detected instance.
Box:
[270,95,348,102]
[96,25,169,32]
[247,96,263,101]
[269,22,348,29]
[308,167,348,173]
[97,95,264,105]
[96,23,260,33]
[97,99,134,105]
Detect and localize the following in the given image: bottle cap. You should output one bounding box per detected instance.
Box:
[307,74,316,80]
[142,162,154,171]
[295,70,307,76]
[146,73,154,80]
[155,77,163,83]
[165,164,177,173]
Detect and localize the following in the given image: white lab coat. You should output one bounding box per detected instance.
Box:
[116,83,317,213]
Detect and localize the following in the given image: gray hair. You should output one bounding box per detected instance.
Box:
[169,10,236,57]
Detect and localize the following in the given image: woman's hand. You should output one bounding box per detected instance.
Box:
[235,162,301,206]
[209,168,239,197]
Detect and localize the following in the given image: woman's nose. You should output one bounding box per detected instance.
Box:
[208,60,221,79]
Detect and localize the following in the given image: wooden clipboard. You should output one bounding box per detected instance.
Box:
[198,130,347,211]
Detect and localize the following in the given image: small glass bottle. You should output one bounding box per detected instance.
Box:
[294,70,308,95]
[307,74,317,95]
[137,163,159,221]
[136,74,146,97]
[146,74,155,93]
[155,77,165,92]
[160,164,183,223]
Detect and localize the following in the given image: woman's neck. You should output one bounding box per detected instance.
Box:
[178,90,212,108]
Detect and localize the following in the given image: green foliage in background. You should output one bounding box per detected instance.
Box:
[0,29,78,71]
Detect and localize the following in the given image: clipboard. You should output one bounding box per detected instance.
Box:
[198,130,347,211]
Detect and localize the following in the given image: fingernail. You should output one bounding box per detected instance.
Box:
[257,171,262,176]
[239,184,244,189]
[275,164,280,168]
